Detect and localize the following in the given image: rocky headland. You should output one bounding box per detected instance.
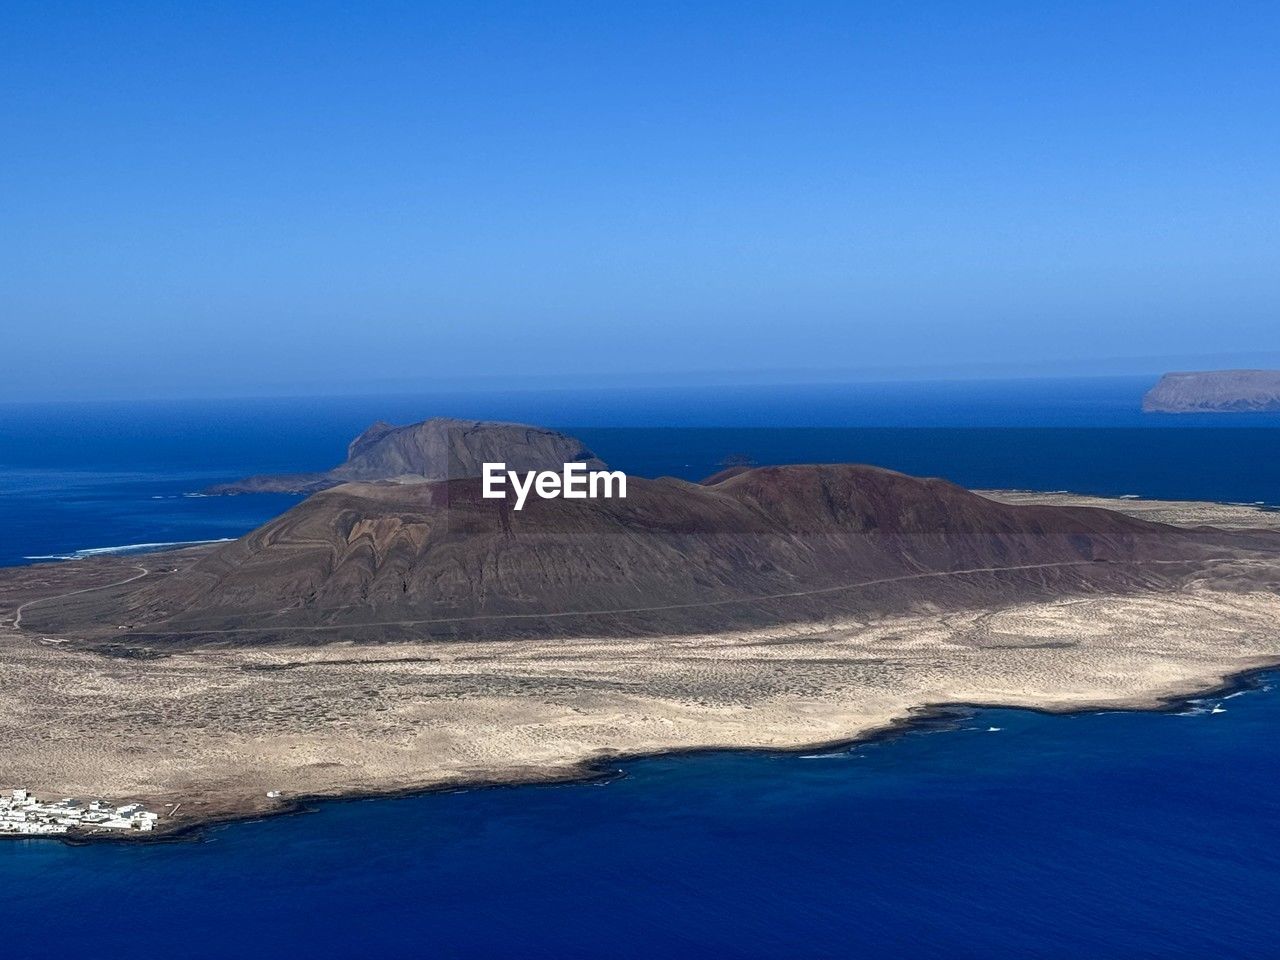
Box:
[1143,370,1280,413]
[206,417,604,494]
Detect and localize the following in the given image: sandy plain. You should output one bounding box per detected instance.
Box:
[2,490,1278,836]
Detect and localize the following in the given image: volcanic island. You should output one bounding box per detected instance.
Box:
[3,418,1280,837]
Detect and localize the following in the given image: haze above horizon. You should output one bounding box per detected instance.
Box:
[4,2,1278,401]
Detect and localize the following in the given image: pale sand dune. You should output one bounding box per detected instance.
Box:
[2,583,1278,832]
[977,490,1280,529]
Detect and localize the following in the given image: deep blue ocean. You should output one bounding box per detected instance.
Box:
[3,376,1280,958]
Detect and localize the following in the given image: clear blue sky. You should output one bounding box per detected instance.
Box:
[3,1,1278,399]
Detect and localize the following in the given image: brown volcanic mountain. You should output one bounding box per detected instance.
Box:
[29,463,1276,648]
[207,417,604,494]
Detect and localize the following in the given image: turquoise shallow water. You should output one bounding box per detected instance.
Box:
[1,379,1278,957]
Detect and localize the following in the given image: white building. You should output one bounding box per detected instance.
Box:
[1,788,162,837]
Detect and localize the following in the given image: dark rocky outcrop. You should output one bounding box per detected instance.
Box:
[206,417,604,494]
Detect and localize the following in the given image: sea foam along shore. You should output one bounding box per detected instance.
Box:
[24,539,234,561]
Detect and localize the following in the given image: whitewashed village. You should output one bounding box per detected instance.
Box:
[1,789,160,837]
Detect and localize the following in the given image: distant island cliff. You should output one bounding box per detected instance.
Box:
[1143,370,1280,413]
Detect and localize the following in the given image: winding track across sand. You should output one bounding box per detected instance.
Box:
[113,557,1210,637]
[10,565,149,630]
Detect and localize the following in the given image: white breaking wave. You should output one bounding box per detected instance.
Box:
[24,538,233,561]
